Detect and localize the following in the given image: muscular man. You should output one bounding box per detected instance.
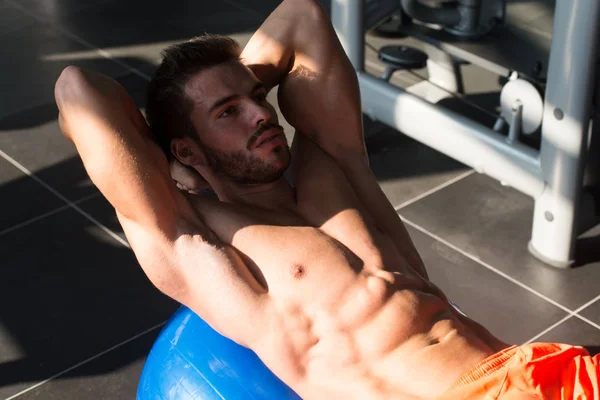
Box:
[55,0,600,398]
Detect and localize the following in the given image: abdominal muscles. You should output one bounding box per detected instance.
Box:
[263,270,464,398]
[235,226,486,398]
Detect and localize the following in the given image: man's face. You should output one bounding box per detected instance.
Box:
[185,60,290,184]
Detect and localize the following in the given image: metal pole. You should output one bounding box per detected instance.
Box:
[529,0,600,267]
[358,73,544,198]
[331,0,364,71]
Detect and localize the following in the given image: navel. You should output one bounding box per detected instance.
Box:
[290,264,306,280]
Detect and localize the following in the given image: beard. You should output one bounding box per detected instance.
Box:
[203,139,290,184]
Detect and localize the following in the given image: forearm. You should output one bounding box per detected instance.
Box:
[241,0,327,89]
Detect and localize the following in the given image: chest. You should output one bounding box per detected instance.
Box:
[197,192,400,295]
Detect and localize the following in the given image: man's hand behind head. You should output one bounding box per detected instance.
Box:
[170,159,211,195]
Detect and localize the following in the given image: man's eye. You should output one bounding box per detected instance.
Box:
[219,106,236,118]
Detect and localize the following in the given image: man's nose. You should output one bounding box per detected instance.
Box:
[248,101,271,127]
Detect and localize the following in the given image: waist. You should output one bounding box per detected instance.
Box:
[449,345,519,390]
[261,283,495,398]
[367,313,495,396]
[298,313,495,399]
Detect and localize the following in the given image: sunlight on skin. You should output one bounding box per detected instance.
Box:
[241,30,320,85]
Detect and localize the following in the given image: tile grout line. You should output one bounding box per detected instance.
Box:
[399,214,600,344]
[401,215,600,345]
[0,192,102,237]
[4,0,151,82]
[0,0,449,397]
[523,314,575,344]
[389,172,591,344]
[7,0,600,388]
[0,149,130,248]
[399,216,574,315]
[395,170,475,211]
[390,164,600,343]
[570,290,600,330]
[522,284,600,343]
[523,312,600,345]
[0,3,177,397]
[570,292,600,318]
[396,176,600,341]
[573,314,600,331]
[523,286,600,344]
[4,320,168,400]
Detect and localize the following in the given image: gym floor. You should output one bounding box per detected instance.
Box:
[2,0,598,399]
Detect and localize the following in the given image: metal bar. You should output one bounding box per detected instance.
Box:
[331,0,364,71]
[529,0,600,267]
[358,73,544,198]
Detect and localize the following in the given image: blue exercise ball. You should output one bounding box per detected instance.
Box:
[137,306,302,399]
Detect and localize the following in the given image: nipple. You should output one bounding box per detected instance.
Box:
[290,264,306,280]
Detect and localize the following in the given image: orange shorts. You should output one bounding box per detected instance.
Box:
[439,342,600,399]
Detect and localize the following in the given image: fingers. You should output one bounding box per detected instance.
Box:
[175,181,204,196]
[170,159,210,189]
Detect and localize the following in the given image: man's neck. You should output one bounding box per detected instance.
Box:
[211,176,296,211]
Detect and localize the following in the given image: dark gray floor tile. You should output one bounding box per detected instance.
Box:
[401,173,600,310]
[535,317,600,356]
[226,0,283,16]
[102,30,256,79]
[0,157,64,232]
[0,2,36,37]
[0,208,178,398]
[579,299,600,327]
[0,21,130,119]
[0,103,98,202]
[12,0,114,21]
[408,224,567,346]
[0,73,150,203]
[50,0,263,72]
[77,195,127,244]
[366,124,470,207]
[17,326,161,400]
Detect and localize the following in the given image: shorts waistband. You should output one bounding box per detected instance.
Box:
[449,345,519,389]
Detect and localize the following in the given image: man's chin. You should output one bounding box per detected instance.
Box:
[206,146,291,185]
[272,145,291,166]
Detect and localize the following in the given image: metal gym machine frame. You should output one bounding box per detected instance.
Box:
[331,0,600,268]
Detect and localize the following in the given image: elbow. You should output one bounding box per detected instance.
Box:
[55,65,85,106]
[282,0,327,26]
[54,66,88,140]
[299,0,328,26]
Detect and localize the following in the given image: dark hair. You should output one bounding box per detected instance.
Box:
[146,34,241,158]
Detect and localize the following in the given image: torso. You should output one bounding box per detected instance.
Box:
[183,137,503,399]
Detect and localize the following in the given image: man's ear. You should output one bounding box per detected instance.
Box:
[171,137,207,167]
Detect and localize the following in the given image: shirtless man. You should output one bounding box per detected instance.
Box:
[54,0,600,398]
